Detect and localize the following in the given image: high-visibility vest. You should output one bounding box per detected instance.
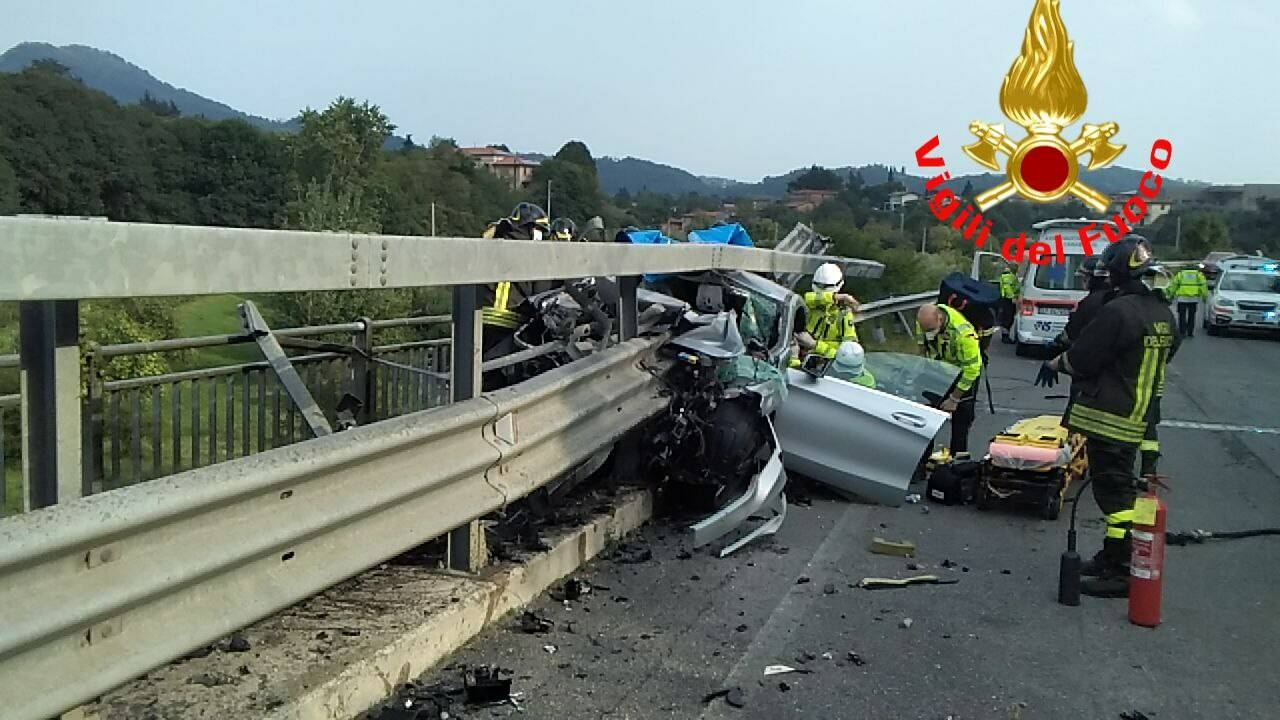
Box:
[802,291,858,358]
[999,271,1020,300]
[1167,269,1208,300]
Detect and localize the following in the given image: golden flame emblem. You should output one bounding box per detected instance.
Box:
[964,0,1124,212]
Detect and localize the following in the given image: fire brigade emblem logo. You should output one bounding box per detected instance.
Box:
[963,0,1125,213]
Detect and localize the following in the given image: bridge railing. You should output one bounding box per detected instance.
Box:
[0,215,899,720]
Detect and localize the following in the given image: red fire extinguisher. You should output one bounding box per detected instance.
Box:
[1129,476,1168,627]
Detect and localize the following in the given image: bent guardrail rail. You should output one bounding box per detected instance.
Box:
[0,337,668,720]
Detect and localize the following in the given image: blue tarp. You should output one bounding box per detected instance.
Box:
[618,229,676,284]
[688,223,754,247]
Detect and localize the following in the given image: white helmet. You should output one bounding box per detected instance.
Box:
[833,341,865,376]
[813,263,844,293]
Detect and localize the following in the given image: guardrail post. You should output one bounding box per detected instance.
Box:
[83,345,105,496]
[618,275,639,341]
[351,317,374,425]
[448,285,486,572]
[895,310,914,336]
[18,300,82,509]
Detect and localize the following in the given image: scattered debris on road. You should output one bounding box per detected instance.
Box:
[900,617,914,629]
[847,651,866,666]
[796,575,812,585]
[725,687,749,708]
[763,664,811,676]
[905,493,922,504]
[870,537,916,557]
[517,610,554,634]
[613,542,654,564]
[858,575,959,590]
[1119,712,1152,720]
[187,672,234,688]
[823,582,837,594]
[542,644,557,654]
[226,633,251,653]
[463,665,512,705]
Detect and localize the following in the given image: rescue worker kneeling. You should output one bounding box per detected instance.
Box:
[830,341,875,388]
[1038,235,1178,598]
[792,262,859,367]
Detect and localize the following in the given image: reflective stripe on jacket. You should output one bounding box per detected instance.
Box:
[917,305,982,393]
[1061,286,1178,446]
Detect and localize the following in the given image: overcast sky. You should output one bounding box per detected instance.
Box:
[3,0,1274,184]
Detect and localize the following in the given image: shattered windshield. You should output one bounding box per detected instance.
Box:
[860,352,961,406]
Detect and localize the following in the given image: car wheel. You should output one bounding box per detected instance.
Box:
[1015,342,1033,357]
[1207,324,1221,337]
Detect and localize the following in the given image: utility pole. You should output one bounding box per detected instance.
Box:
[430,202,436,236]
[900,211,905,234]
[547,180,552,218]
[921,226,927,254]
[1175,214,1182,252]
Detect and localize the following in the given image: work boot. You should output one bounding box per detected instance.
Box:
[1081,569,1129,598]
[1081,537,1130,598]
[1080,549,1109,577]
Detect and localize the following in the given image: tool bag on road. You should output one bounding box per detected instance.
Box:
[938,271,1001,331]
[925,449,981,505]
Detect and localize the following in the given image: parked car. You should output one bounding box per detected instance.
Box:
[1205,258,1280,337]
[1202,251,1249,285]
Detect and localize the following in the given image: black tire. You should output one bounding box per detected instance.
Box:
[1015,342,1033,357]
[975,480,991,511]
[1207,324,1222,337]
[1042,477,1063,521]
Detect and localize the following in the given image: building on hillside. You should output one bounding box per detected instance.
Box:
[1194,184,1280,213]
[784,189,838,213]
[886,191,920,212]
[1108,191,1173,226]
[459,146,540,190]
[662,208,732,237]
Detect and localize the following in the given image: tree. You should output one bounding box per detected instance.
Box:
[139,91,180,117]
[553,140,597,178]
[529,141,604,221]
[281,97,395,233]
[788,165,842,192]
[1182,212,1230,258]
[275,98,410,327]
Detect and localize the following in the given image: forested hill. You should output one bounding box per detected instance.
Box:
[0,42,295,131]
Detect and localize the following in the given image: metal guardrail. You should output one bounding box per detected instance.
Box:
[854,291,936,323]
[0,337,668,720]
[0,217,882,301]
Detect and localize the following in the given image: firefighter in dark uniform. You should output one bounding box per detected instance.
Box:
[1062,257,1113,348]
[1038,235,1178,597]
[479,202,553,352]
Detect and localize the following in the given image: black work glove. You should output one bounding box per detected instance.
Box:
[1034,361,1059,388]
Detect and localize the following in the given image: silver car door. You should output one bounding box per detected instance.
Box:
[775,368,949,506]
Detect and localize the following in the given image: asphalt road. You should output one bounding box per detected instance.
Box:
[388,330,1280,720]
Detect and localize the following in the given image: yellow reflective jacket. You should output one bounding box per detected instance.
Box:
[917,305,982,393]
[802,291,858,358]
[1166,269,1208,301]
[999,271,1021,300]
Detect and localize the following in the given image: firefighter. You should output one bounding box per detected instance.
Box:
[998,262,1021,344]
[1062,257,1113,347]
[1165,263,1209,337]
[793,263,860,365]
[831,341,875,388]
[479,202,552,352]
[1037,235,1178,598]
[550,217,577,241]
[916,303,983,454]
